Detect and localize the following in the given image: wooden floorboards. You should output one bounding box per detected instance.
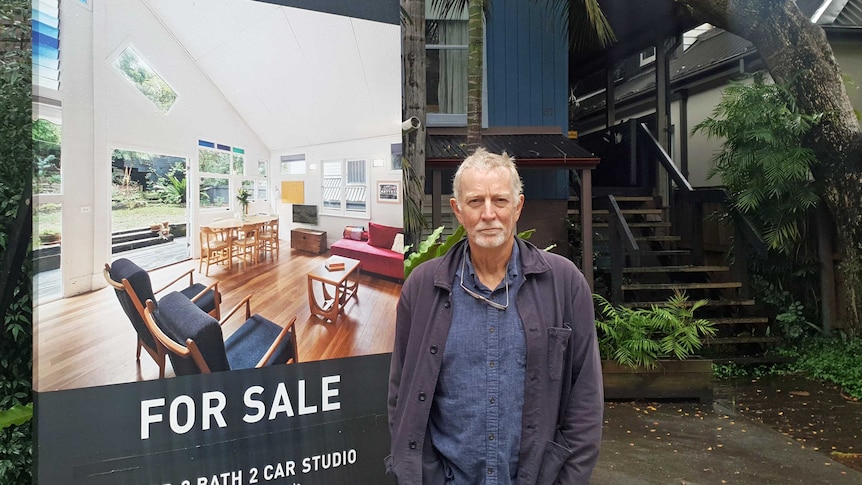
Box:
[34,247,402,392]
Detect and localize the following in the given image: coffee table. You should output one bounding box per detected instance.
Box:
[306,255,361,323]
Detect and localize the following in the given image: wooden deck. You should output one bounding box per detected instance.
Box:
[34,245,402,392]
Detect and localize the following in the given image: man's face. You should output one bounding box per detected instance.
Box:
[451,167,524,250]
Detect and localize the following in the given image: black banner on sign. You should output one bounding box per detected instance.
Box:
[35,354,395,485]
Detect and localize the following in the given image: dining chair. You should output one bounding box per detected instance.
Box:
[232,223,259,266]
[143,291,298,376]
[258,218,280,261]
[104,258,221,378]
[200,226,232,276]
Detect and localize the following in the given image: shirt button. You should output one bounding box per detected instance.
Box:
[488,468,494,475]
[488,434,495,441]
[409,441,417,449]
[430,345,438,354]
[489,326,495,333]
[489,361,495,368]
[418,392,426,401]
[489,397,496,404]
[444,301,451,308]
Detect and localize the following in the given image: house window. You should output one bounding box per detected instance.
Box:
[639,46,656,67]
[426,3,468,127]
[33,0,60,91]
[112,45,178,113]
[322,159,369,215]
[280,154,306,175]
[391,143,403,171]
[198,141,261,210]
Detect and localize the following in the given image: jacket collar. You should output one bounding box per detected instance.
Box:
[432,237,552,291]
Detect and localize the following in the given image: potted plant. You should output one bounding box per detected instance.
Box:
[38,231,61,245]
[236,187,252,215]
[594,291,717,401]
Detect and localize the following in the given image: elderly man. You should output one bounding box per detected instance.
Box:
[387,148,603,484]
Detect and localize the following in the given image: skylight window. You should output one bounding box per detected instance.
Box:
[112,45,178,113]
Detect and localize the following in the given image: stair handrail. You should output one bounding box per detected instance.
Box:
[681,188,767,257]
[594,194,639,304]
[595,195,640,253]
[636,122,767,256]
[638,123,693,193]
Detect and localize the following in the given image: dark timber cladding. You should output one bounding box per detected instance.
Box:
[425,128,600,288]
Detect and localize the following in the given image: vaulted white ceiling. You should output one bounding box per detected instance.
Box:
[143,0,401,151]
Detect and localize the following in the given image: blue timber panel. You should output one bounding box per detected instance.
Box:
[486,0,568,133]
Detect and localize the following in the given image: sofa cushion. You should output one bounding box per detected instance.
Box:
[342,226,366,241]
[368,221,401,249]
[331,238,404,280]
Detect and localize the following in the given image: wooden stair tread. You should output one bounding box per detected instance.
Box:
[570,195,654,203]
[706,336,783,345]
[622,282,743,291]
[638,249,690,255]
[708,317,771,325]
[712,356,794,365]
[623,265,730,273]
[635,235,681,242]
[625,299,755,308]
[569,208,664,216]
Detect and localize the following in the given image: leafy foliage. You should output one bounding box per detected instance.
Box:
[403,226,537,279]
[776,337,862,400]
[594,292,717,369]
[694,72,821,255]
[403,225,466,280]
[0,1,33,481]
[153,162,187,204]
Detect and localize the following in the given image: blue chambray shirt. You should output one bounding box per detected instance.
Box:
[429,241,527,484]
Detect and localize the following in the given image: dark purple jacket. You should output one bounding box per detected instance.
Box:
[387,238,603,484]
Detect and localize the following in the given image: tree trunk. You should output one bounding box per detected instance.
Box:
[466,0,484,150]
[402,0,428,248]
[678,0,862,332]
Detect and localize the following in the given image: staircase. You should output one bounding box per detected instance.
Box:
[571,190,781,364]
[111,226,175,254]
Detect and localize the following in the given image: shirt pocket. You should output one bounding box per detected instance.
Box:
[547,324,572,381]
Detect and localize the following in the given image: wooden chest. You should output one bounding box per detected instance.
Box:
[290,228,327,254]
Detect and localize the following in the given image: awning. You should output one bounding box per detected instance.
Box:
[426,129,600,169]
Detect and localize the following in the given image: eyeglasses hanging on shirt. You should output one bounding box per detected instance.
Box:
[459,246,509,311]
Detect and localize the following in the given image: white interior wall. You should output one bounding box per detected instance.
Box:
[59,1,97,296]
[273,135,403,248]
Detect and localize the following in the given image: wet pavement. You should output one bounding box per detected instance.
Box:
[592,378,862,484]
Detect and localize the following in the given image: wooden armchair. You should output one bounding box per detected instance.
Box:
[143,291,298,376]
[104,258,221,378]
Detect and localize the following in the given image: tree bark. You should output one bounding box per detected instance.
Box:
[466,0,484,150]
[678,0,862,332]
[402,0,428,247]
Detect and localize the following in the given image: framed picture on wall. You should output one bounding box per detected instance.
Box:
[376,180,400,203]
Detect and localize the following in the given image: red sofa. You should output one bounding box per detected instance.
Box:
[330,222,404,281]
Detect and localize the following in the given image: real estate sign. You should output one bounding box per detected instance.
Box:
[34,0,401,483]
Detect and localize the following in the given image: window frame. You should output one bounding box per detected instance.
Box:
[320,158,370,218]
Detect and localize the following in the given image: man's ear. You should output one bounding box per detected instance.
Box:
[450,197,463,224]
[515,194,525,218]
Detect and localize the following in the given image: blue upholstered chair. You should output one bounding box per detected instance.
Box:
[104,258,221,378]
[143,291,298,376]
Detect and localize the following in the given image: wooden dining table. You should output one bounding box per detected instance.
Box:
[204,214,277,230]
[200,214,278,267]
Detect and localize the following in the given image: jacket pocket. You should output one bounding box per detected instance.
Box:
[547,325,572,381]
[536,430,573,485]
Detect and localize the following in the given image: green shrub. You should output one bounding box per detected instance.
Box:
[594,292,717,369]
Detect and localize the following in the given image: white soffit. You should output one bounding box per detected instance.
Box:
[143,0,400,150]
